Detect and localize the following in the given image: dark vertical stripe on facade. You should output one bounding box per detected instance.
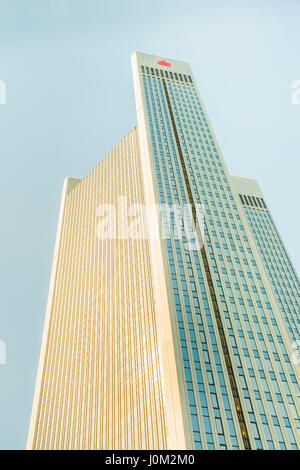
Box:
[161,78,251,450]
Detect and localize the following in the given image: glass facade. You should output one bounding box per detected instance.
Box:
[133,52,300,449]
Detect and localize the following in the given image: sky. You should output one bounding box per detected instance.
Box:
[0,0,299,450]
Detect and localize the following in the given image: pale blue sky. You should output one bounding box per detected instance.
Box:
[0,0,299,449]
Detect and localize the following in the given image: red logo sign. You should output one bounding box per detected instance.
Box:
[157,59,171,67]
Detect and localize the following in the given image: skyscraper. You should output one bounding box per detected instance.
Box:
[27,52,300,450]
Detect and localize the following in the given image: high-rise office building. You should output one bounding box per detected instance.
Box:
[27,52,300,450]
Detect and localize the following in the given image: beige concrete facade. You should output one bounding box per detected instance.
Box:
[27,128,178,449]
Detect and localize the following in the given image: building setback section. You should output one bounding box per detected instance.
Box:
[231,175,300,342]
